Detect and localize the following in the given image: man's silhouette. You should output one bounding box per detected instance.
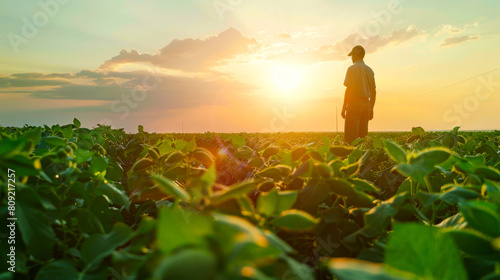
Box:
[341,45,376,144]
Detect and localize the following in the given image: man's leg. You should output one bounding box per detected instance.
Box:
[358,101,370,139]
[344,105,361,144]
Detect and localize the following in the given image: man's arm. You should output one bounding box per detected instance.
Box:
[341,87,350,119]
[369,88,376,120]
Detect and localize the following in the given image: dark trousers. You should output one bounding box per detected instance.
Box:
[344,100,370,144]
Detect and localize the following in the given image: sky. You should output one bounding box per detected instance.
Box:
[0,0,499,133]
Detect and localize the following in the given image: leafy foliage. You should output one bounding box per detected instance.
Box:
[1,122,500,279]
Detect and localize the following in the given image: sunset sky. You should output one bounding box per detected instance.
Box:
[1,0,499,132]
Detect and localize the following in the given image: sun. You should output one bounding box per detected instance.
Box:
[272,64,304,91]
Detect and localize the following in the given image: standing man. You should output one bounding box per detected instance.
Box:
[341,45,376,144]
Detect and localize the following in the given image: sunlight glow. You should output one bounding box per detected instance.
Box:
[272,64,304,91]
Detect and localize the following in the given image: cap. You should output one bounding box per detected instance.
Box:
[348,45,365,57]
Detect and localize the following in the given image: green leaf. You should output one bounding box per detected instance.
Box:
[411,126,426,136]
[212,181,257,203]
[89,156,108,175]
[248,157,264,168]
[81,264,109,280]
[35,260,79,280]
[385,223,467,280]
[436,213,466,229]
[185,137,197,152]
[417,186,479,208]
[152,174,190,201]
[282,254,315,280]
[346,191,375,208]
[62,125,73,139]
[0,137,27,157]
[16,185,55,260]
[363,204,397,238]
[270,209,318,230]
[98,182,130,211]
[78,133,94,149]
[229,242,281,266]
[135,216,156,235]
[257,188,297,216]
[291,147,307,161]
[438,186,480,205]
[351,137,366,146]
[157,207,212,254]
[192,148,214,167]
[263,230,294,254]
[213,213,266,246]
[297,181,330,210]
[257,166,282,180]
[74,208,105,235]
[105,160,124,182]
[372,137,383,149]
[158,139,174,155]
[73,118,81,129]
[24,128,42,146]
[292,159,314,178]
[154,249,217,280]
[44,136,67,148]
[383,140,407,164]
[235,146,254,160]
[280,150,294,167]
[483,180,500,204]
[263,146,280,158]
[321,136,332,147]
[326,178,357,197]
[89,196,113,233]
[416,192,438,207]
[340,161,360,177]
[2,154,40,177]
[459,201,500,237]
[413,148,451,164]
[185,165,217,200]
[74,149,94,164]
[230,135,246,149]
[330,146,355,158]
[396,159,435,185]
[352,178,380,193]
[237,195,256,215]
[201,164,217,185]
[329,258,418,280]
[81,223,133,270]
[131,158,154,172]
[446,229,499,261]
[475,166,500,181]
[464,154,485,167]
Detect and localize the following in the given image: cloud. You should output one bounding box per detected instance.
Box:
[322,25,425,58]
[439,35,480,48]
[465,22,479,28]
[10,72,73,79]
[0,75,71,88]
[277,31,305,40]
[31,85,131,100]
[278,33,292,39]
[267,25,425,64]
[76,70,106,78]
[435,24,463,37]
[435,22,479,37]
[25,69,254,116]
[99,28,259,72]
[93,78,117,85]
